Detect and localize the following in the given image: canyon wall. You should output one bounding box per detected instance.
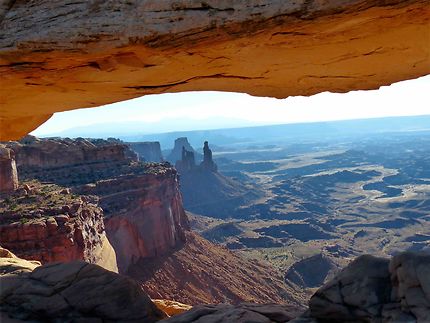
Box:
[0,182,118,272]
[8,137,189,273]
[79,166,189,272]
[0,0,429,140]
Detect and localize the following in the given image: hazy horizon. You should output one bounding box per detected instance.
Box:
[32,75,430,138]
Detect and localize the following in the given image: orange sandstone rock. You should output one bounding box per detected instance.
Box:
[0,0,428,140]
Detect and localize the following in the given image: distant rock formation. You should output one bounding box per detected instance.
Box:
[174,140,217,174]
[0,251,166,322]
[0,145,18,194]
[0,182,118,272]
[175,146,196,173]
[200,141,217,172]
[129,141,163,162]
[167,137,196,164]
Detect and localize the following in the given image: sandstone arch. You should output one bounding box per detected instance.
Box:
[0,0,429,140]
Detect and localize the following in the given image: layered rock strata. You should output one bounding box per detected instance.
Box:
[0,250,166,322]
[0,145,18,194]
[0,0,429,140]
[79,165,189,272]
[0,182,118,272]
[7,136,189,273]
[8,136,137,185]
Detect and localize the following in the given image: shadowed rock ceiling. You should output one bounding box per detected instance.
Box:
[0,0,429,140]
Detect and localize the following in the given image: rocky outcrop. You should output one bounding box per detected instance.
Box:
[80,164,189,272]
[201,141,217,172]
[153,299,192,317]
[8,136,138,186]
[0,145,18,194]
[167,137,197,164]
[292,251,430,322]
[160,303,299,323]
[0,254,166,322]
[129,141,163,162]
[0,182,118,272]
[0,1,428,140]
[175,146,196,173]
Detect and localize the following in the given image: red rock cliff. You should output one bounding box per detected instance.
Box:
[0,182,118,272]
[79,165,189,272]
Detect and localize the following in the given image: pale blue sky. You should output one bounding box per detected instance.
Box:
[32,75,430,136]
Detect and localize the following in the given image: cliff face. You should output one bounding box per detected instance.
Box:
[0,182,118,272]
[8,136,189,273]
[129,142,163,162]
[0,1,428,140]
[80,166,189,272]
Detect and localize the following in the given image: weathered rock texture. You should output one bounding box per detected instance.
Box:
[0,0,429,140]
[81,166,189,272]
[0,182,118,272]
[153,299,192,317]
[160,303,299,323]
[0,145,18,194]
[293,251,430,323]
[0,253,166,322]
[129,141,164,162]
[8,136,189,273]
[8,136,137,186]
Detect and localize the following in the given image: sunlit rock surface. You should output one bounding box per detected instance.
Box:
[0,0,428,139]
[0,182,118,272]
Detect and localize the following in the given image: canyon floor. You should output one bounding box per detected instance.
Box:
[181,124,430,298]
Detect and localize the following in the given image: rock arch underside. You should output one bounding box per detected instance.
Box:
[0,0,429,140]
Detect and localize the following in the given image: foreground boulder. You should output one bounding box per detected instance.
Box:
[160,303,299,323]
[293,251,430,323]
[0,255,166,322]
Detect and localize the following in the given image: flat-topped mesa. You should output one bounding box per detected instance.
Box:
[79,164,189,272]
[0,145,18,194]
[0,182,118,272]
[129,141,163,162]
[8,136,138,186]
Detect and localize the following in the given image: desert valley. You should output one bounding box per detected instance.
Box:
[1,0,429,322]
[1,115,430,322]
